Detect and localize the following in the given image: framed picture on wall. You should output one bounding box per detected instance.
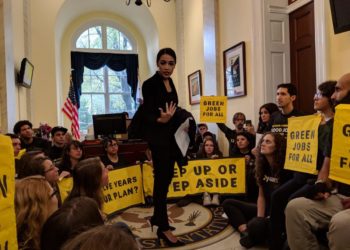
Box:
[188,70,202,105]
[223,41,246,98]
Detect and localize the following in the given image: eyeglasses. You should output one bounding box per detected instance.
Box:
[314,92,324,99]
[44,164,56,173]
[108,143,118,147]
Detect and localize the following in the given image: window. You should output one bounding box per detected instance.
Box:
[74,23,137,134]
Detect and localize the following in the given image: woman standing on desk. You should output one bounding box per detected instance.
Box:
[142,48,184,247]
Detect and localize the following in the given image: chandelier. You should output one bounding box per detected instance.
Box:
[126,0,171,7]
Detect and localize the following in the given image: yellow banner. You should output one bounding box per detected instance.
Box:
[142,158,246,198]
[58,165,144,215]
[58,177,73,201]
[0,135,18,250]
[284,115,321,174]
[58,159,245,214]
[142,162,154,197]
[330,104,350,184]
[102,165,143,214]
[200,96,227,123]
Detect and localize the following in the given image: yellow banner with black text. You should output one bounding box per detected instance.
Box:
[284,114,321,175]
[330,104,350,184]
[200,96,227,123]
[0,135,18,250]
[58,158,245,214]
[58,165,144,215]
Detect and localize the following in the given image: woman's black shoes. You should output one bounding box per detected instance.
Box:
[239,231,255,249]
[156,229,185,247]
[148,219,176,232]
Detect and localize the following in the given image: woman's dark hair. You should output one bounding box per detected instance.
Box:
[156,47,176,64]
[5,133,19,139]
[41,197,104,250]
[101,137,118,151]
[197,137,223,159]
[58,140,83,172]
[17,150,45,178]
[61,225,138,250]
[318,80,337,107]
[236,131,255,152]
[66,157,104,209]
[26,156,50,176]
[257,103,279,134]
[255,132,286,185]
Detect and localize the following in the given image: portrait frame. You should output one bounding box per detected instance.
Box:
[223,41,246,98]
[188,70,202,105]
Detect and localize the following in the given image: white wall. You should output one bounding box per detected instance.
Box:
[217,0,256,154]
[17,0,178,130]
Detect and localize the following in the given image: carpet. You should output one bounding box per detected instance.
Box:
[108,202,235,249]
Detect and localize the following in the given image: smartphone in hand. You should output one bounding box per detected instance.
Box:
[245,120,252,127]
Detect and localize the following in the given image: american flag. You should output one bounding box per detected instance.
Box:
[62,78,80,140]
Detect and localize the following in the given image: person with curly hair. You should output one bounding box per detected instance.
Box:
[222,132,292,248]
[15,176,58,250]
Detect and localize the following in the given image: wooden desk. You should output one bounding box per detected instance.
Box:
[82,139,148,164]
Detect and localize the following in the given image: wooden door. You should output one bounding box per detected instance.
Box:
[289,1,316,114]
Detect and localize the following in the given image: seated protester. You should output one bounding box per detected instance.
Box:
[25,156,62,207]
[195,131,220,157]
[188,123,208,157]
[41,197,105,250]
[6,133,24,158]
[6,133,25,178]
[48,126,68,163]
[13,120,50,154]
[178,133,221,207]
[63,158,133,235]
[217,112,251,156]
[269,81,336,250]
[222,132,292,248]
[61,224,139,250]
[232,131,258,202]
[197,137,223,206]
[15,176,58,250]
[285,74,350,250]
[65,157,109,212]
[57,140,83,177]
[16,150,45,179]
[256,103,279,134]
[100,137,127,170]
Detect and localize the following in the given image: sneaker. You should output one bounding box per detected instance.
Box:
[203,192,211,206]
[211,194,220,206]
